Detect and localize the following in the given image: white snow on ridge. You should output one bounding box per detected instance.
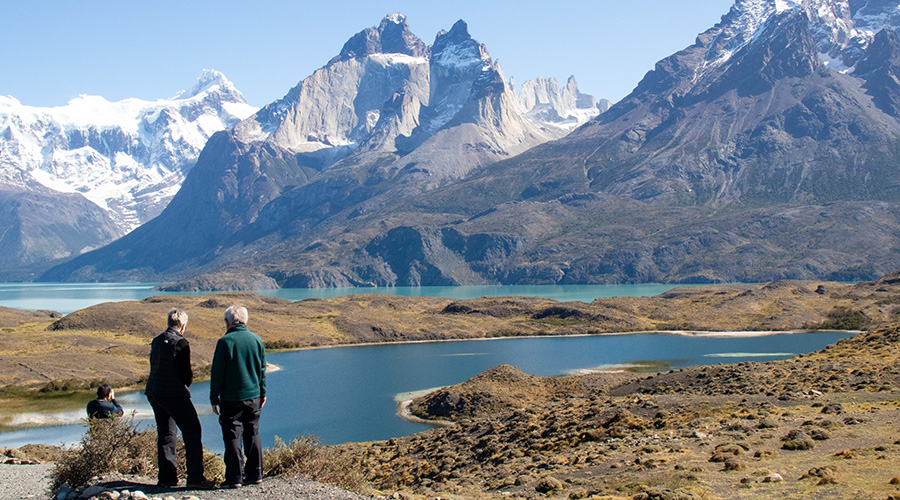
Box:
[369,53,428,67]
[694,0,900,84]
[432,42,488,69]
[0,70,257,232]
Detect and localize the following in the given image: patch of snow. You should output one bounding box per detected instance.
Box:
[369,53,428,67]
[384,13,406,25]
[432,42,485,69]
[819,50,851,72]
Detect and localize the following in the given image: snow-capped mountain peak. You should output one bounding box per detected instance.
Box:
[176,68,236,99]
[691,0,900,84]
[431,20,491,70]
[0,70,257,232]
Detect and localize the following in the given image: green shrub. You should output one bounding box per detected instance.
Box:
[816,307,867,330]
[263,340,299,350]
[263,435,365,492]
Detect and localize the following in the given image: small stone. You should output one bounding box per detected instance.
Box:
[56,485,72,500]
[723,458,743,471]
[890,477,900,485]
[535,476,564,493]
[763,473,784,483]
[821,403,844,414]
[181,496,201,500]
[131,492,149,500]
[81,486,108,499]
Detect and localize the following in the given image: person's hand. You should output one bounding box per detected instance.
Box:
[109,390,115,400]
[212,404,219,415]
[260,397,266,409]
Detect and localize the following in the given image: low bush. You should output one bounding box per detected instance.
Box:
[263,340,299,350]
[50,414,225,491]
[263,435,365,492]
[51,414,156,490]
[815,307,867,330]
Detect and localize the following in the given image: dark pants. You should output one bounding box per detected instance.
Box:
[147,395,205,484]
[219,398,263,485]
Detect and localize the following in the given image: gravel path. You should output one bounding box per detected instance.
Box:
[0,464,54,500]
[0,464,371,500]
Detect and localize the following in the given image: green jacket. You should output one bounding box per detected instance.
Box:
[209,324,266,405]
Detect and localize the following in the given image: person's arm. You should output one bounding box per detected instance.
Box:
[259,340,267,408]
[110,397,123,416]
[209,339,225,409]
[174,338,193,387]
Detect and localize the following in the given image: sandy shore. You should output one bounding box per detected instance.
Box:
[396,400,455,427]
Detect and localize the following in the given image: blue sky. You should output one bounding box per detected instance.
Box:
[0,1,734,108]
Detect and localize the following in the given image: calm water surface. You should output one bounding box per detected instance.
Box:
[0,282,685,314]
[0,331,852,451]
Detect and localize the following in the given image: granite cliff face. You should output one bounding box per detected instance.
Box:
[515,76,608,133]
[46,2,900,289]
[43,15,601,286]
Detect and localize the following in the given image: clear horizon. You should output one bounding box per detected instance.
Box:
[1,0,733,109]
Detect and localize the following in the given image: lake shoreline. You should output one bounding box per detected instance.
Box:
[290,328,860,353]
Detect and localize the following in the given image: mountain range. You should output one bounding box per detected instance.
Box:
[40,2,900,289]
[0,70,256,278]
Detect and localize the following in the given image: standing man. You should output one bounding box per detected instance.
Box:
[145,308,213,490]
[210,305,267,489]
[86,384,123,419]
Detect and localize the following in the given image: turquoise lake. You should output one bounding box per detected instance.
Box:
[0,282,683,314]
[0,283,853,452]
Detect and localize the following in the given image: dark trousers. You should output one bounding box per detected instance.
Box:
[147,395,205,484]
[219,398,263,485]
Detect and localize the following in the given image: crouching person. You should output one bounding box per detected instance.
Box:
[86,384,123,419]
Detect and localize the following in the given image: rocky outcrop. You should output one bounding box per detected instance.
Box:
[516,76,608,132]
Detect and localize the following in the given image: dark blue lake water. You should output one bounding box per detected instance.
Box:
[0,331,852,451]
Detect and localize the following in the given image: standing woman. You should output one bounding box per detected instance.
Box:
[145,308,214,490]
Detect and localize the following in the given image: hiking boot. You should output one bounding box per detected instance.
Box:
[186,479,216,490]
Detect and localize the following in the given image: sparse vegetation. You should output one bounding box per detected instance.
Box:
[49,414,225,491]
[50,414,157,490]
[263,435,366,493]
[815,306,868,330]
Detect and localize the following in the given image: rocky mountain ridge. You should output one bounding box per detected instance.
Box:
[41,14,604,286]
[45,1,900,289]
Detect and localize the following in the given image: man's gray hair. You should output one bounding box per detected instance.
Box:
[224,305,249,325]
[167,308,188,328]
